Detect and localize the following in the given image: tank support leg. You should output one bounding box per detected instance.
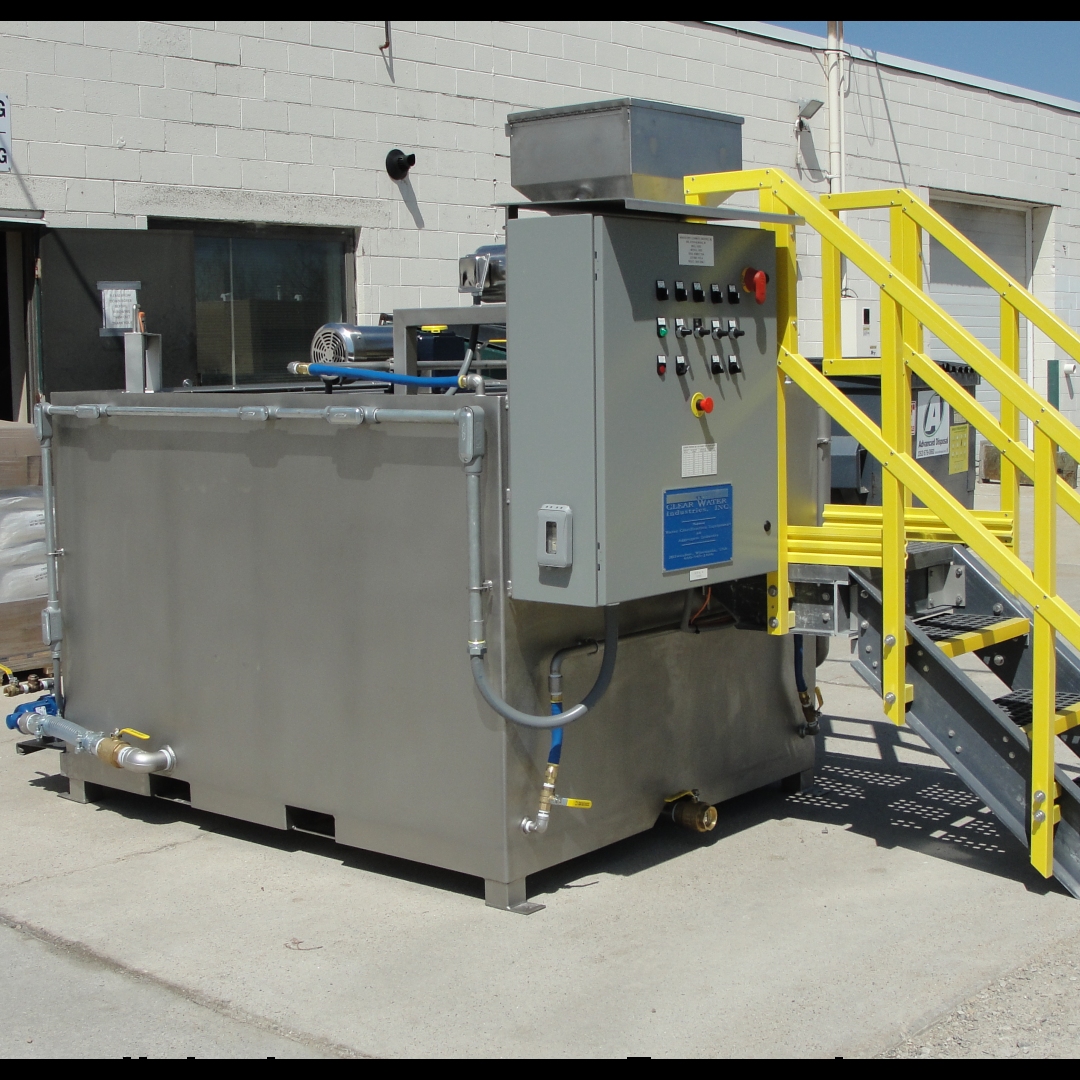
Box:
[484,877,544,914]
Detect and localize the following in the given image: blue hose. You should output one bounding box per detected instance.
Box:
[307,363,460,389]
[793,634,808,693]
[548,705,563,765]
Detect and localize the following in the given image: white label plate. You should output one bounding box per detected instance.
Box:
[689,568,709,582]
[681,442,718,478]
[678,233,714,267]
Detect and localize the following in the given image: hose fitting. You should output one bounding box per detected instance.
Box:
[665,792,718,832]
[522,762,559,835]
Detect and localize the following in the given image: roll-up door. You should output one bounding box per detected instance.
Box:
[926,198,1029,440]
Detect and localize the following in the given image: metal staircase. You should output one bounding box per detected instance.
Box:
[682,167,1080,893]
[851,549,1080,897]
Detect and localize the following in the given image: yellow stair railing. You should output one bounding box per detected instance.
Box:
[685,168,1080,879]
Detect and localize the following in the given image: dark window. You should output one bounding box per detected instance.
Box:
[193,233,348,387]
[38,221,353,396]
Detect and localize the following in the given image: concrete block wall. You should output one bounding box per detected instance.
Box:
[0,19,1079,420]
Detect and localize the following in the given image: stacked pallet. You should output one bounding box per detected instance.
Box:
[0,422,49,676]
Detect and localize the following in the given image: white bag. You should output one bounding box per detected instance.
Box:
[0,509,45,548]
[0,487,44,512]
[0,540,45,568]
[0,562,47,603]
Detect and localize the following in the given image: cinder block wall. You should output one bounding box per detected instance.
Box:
[1,20,1078,419]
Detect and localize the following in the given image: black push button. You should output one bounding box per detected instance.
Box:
[656,279,669,301]
[674,280,687,302]
[710,355,723,374]
[727,284,740,304]
[692,282,704,303]
[727,355,742,374]
[675,356,688,376]
[710,283,723,304]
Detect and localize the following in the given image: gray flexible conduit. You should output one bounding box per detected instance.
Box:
[470,605,619,730]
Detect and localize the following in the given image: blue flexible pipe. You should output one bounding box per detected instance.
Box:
[307,362,460,389]
[793,634,808,693]
[548,706,563,765]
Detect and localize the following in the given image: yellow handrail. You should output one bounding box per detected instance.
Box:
[686,168,1076,880]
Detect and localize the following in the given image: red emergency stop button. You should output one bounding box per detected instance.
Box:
[742,266,769,304]
[690,392,714,417]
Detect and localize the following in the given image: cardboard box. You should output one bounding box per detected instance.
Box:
[0,421,41,488]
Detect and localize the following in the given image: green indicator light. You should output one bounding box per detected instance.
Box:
[658,326,667,337]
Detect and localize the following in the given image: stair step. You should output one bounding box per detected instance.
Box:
[916,613,1030,658]
[994,689,1080,736]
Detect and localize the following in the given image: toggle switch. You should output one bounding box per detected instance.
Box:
[727,319,745,339]
[742,266,769,304]
[656,354,667,376]
[693,318,710,338]
[692,282,705,303]
[727,354,742,374]
[675,318,692,338]
[690,392,714,417]
[674,280,687,302]
[656,317,668,338]
[710,283,723,304]
[710,319,723,338]
[710,354,723,374]
[675,355,688,376]
[727,284,740,304]
[655,279,669,301]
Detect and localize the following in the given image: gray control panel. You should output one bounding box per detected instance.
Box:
[508,212,778,607]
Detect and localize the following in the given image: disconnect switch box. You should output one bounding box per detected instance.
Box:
[537,504,573,568]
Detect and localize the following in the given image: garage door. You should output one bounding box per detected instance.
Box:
[926,198,1029,439]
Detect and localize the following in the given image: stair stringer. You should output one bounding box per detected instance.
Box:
[849,569,1080,897]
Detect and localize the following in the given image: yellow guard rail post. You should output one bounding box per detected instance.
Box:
[685,168,1080,878]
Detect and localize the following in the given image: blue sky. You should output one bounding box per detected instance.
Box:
[766,22,1080,103]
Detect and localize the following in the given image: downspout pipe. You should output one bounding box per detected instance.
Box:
[826,20,844,194]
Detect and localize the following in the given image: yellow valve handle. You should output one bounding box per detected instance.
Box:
[664,789,697,803]
[564,798,592,809]
[118,728,150,740]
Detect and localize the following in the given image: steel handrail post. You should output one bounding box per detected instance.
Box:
[1000,300,1022,551]
[761,185,797,635]
[880,206,911,722]
[892,206,919,507]
[1031,427,1058,877]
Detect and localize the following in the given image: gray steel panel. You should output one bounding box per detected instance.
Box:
[48,388,810,890]
[507,215,599,606]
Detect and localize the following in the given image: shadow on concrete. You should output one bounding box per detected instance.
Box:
[529,712,1061,901]
[18,711,1063,906]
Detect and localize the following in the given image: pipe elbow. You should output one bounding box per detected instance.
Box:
[115,744,175,773]
[521,813,550,835]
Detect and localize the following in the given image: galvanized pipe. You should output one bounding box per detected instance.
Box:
[15,709,175,774]
[36,406,63,708]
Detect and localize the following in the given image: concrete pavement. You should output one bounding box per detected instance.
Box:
[2,482,1080,1057]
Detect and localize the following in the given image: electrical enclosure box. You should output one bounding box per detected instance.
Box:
[841,295,880,358]
[508,212,778,607]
